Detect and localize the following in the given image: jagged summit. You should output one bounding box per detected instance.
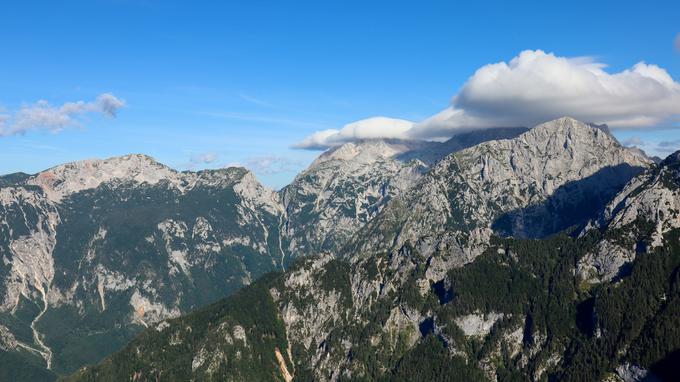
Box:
[660,149,680,166]
[61,120,680,382]
[350,116,652,275]
[307,117,621,172]
[41,153,167,173]
[448,116,651,199]
[309,139,434,167]
[25,154,177,201]
[0,155,285,376]
[282,118,628,257]
[525,116,614,144]
[282,138,430,256]
[19,154,260,202]
[579,149,680,282]
[309,126,530,170]
[3,115,677,380]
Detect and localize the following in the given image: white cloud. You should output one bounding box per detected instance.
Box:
[292,129,342,150]
[0,93,125,136]
[243,155,304,175]
[225,155,305,176]
[96,93,125,117]
[622,136,644,147]
[190,152,219,164]
[652,138,680,158]
[658,139,680,149]
[296,50,680,149]
[411,50,680,139]
[292,117,414,149]
[0,114,8,132]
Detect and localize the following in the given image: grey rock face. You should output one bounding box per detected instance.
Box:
[579,150,680,282]
[280,128,529,258]
[267,118,655,380]
[0,156,286,374]
[281,140,430,257]
[2,117,664,380]
[615,363,651,382]
[351,117,651,281]
[58,117,677,382]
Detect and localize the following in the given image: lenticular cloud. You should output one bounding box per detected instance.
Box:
[296,50,680,149]
[293,117,414,149]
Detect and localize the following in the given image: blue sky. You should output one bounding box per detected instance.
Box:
[1,0,679,188]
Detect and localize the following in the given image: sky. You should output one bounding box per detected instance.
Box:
[1,0,679,189]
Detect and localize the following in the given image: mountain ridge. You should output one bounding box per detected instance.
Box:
[0,116,673,381]
[347,118,651,276]
[63,146,680,382]
[0,155,287,375]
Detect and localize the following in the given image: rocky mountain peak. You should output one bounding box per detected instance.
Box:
[20,155,275,204]
[578,149,680,283]
[307,126,531,171]
[587,122,612,135]
[524,116,616,148]
[447,117,651,196]
[3,116,678,380]
[660,149,680,167]
[282,139,433,256]
[232,169,283,215]
[310,139,431,167]
[351,117,653,276]
[26,154,177,201]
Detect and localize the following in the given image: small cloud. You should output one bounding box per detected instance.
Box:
[238,93,272,108]
[658,139,680,148]
[236,155,305,175]
[0,113,8,131]
[622,136,644,147]
[223,161,243,168]
[653,139,680,158]
[97,93,126,117]
[183,152,220,170]
[0,93,125,137]
[190,152,219,164]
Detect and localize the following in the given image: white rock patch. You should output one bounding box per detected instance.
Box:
[455,312,505,337]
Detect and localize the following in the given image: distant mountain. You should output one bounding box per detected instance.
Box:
[398,126,530,164]
[0,155,286,376]
[280,139,431,257]
[62,118,680,382]
[350,117,650,280]
[281,127,528,258]
[2,126,532,378]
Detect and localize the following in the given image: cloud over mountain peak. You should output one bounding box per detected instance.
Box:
[296,50,680,150]
[293,117,414,150]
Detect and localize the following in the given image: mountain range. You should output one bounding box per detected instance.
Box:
[1,117,678,381]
